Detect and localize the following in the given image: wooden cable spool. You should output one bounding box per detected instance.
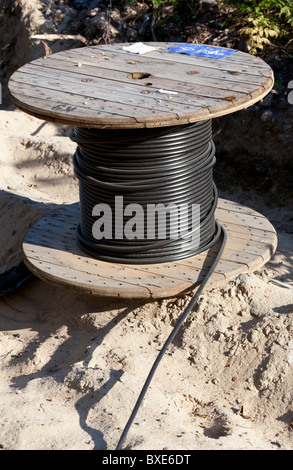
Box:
[8,42,277,298]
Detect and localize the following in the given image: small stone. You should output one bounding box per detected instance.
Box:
[248,330,259,343]
[88,7,99,17]
[126,27,138,41]
[261,110,274,123]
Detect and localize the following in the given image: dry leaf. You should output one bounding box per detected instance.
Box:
[129,60,140,65]
[187,70,199,75]
[140,90,154,94]
[81,78,94,83]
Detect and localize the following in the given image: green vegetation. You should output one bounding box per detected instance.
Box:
[223,0,293,53]
[124,0,293,54]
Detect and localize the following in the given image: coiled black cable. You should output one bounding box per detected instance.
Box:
[72,120,219,264]
[71,119,227,449]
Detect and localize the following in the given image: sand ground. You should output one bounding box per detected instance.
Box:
[0,108,292,450]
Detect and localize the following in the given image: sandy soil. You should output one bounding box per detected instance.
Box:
[0,108,292,451]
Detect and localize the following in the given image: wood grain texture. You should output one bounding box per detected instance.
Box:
[8,42,274,129]
[22,199,277,299]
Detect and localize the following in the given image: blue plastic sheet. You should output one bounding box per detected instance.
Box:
[167,44,238,59]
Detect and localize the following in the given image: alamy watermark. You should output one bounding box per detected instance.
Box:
[92,196,201,246]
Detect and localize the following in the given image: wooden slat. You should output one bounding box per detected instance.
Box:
[41,51,271,108]
[217,199,267,217]
[8,42,274,128]
[22,198,277,299]
[49,48,270,89]
[82,44,271,77]
[216,207,276,233]
[22,60,257,102]
[9,84,238,129]
[17,64,248,109]
[11,70,216,119]
[97,42,272,70]
[8,80,212,128]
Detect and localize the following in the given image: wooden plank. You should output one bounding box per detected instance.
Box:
[7,93,140,129]
[96,43,272,70]
[216,207,276,233]
[23,60,255,102]
[217,199,267,217]
[27,223,268,267]
[8,87,138,126]
[12,69,220,117]
[39,54,269,95]
[81,45,271,78]
[75,46,273,84]
[24,216,226,283]
[8,42,274,128]
[19,61,261,121]
[8,72,270,129]
[23,258,156,298]
[53,47,271,87]
[9,83,186,128]
[23,211,224,286]
[221,222,277,247]
[220,218,276,238]
[34,201,277,255]
[8,79,180,121]
[24,240,223,290]
[18,64,249,112]
[26,220,258,271]
[176,252,251,276]
[22,199,277,298]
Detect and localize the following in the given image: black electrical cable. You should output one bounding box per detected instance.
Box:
[72,120,218,264]
[71,119,227,449]
[115,224,227,450]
